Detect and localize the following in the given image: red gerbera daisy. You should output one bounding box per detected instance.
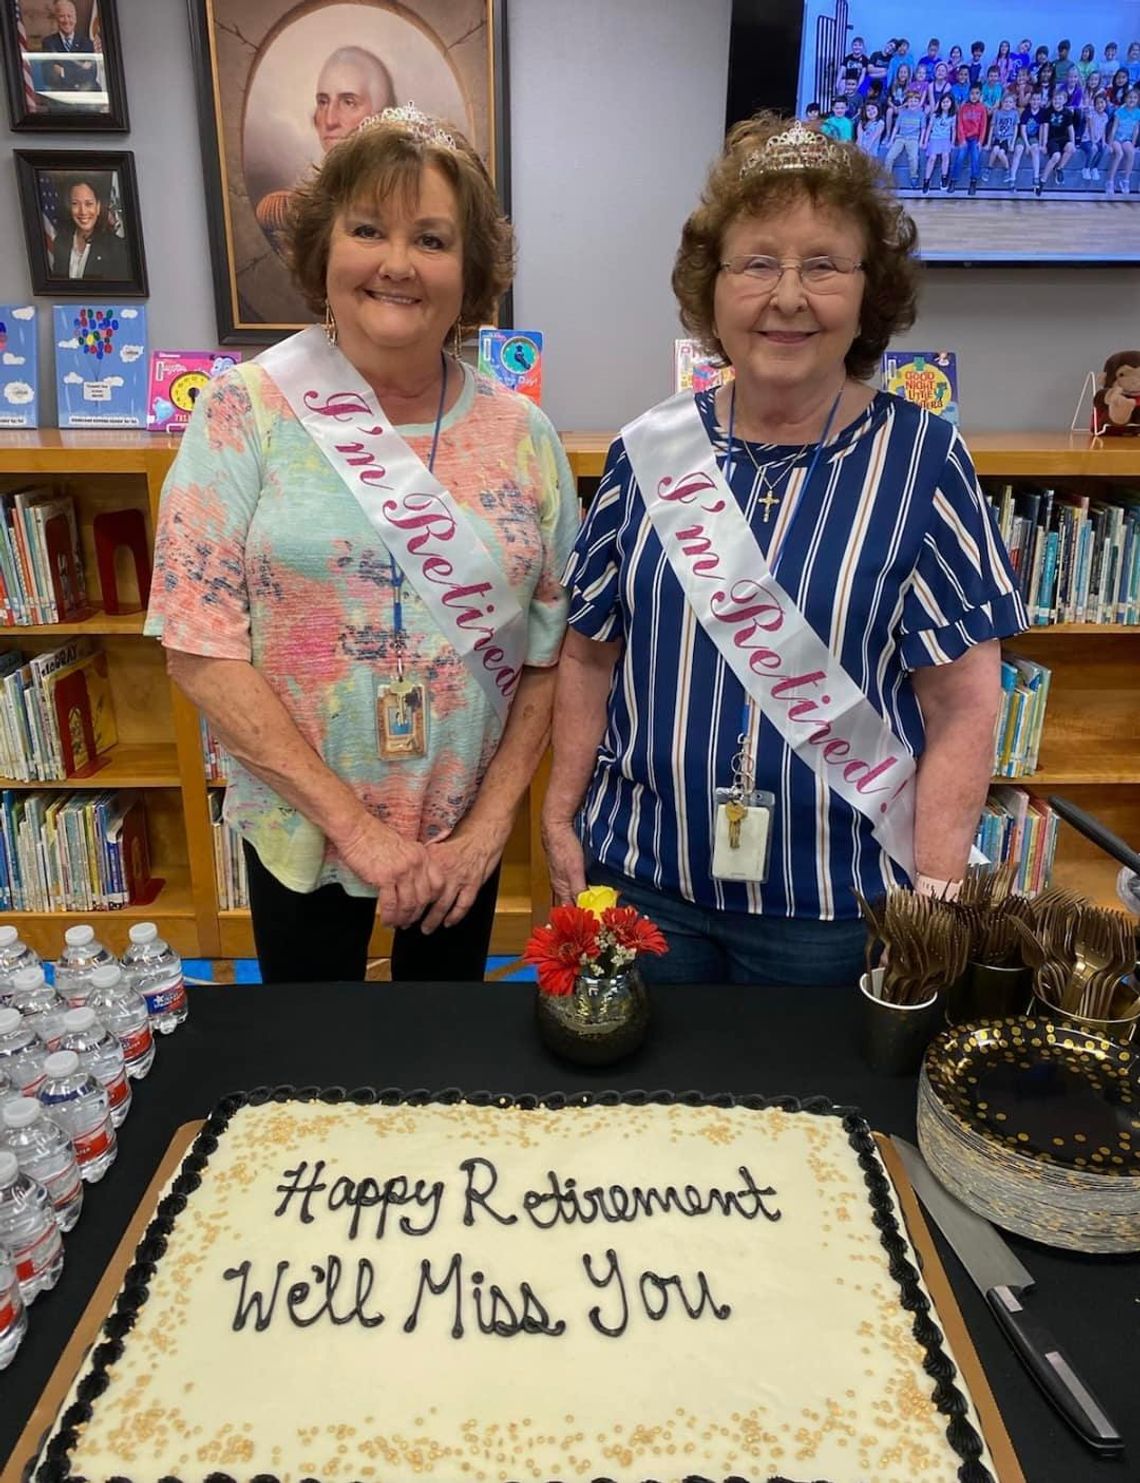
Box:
[601,906,668,957]
[523,905,601,996]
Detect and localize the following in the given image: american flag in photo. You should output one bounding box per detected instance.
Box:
[14,1,39,114]
[90,0,102,47]
[39,171,62,258]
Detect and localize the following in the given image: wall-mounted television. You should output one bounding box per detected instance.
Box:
[728,0,1140,265]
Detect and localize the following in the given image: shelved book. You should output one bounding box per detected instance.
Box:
[881,351,959,423]
[984,482,1140,626]
[992,653,1051,780]
[0,639,117,782]
[0,487,87,625]
[0,305,38,429]
[674,338,733,394]
[200,715,231,784]
[0,789,156,911]
[209,791,249,909]
[973,787,1059,896]
[55,305,148,429]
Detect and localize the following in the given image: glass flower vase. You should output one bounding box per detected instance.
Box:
[534,966,650,1066]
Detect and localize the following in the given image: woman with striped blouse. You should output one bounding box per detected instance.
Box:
[542,112,1027,987]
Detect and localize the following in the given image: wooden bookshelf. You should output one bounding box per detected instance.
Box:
[1,430,1136,961]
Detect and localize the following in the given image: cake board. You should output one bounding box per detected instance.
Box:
[1,1122,1025,1483]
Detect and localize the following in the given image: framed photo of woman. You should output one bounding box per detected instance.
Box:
[0,0,129,130]
[14,149,147,296]
[188,0,510,344]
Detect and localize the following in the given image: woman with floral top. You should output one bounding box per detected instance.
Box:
[146,109,578,983]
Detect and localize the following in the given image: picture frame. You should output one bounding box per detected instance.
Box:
[14,149,148,296]
[188,0,511,345]
[0,0,129,131]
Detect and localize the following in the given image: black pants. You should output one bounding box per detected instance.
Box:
[243,840,501,984]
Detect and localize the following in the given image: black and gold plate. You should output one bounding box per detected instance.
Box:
[923,1017,1140,1176]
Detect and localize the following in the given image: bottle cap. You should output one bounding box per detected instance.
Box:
[63,1007,97,1032]
[91,965,123,990]
[65,925,95,947]
[0,1150,19,1184]
[129,923,158,945]
[0,1009,22,1036]
[11,966,46,992]
[2,1098,41,1129]
[0,926,18,948]
[43,1050,80,1078]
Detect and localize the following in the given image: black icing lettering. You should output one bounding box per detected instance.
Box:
[470,1272,567,1338]
[223,1260,290,1331]
[637,1268,731,1322]
[285,1275,315,1323]
[403,1253,464,1337]
[274,1162,328,1223]
[399,1180,446,1237]
[459,1157,517,1227]
[582,1249,628,1337]
[519,1283,566,1336]
[523,1165,781,1228]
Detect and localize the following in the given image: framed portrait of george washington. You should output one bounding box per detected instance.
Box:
[188,0,510,344]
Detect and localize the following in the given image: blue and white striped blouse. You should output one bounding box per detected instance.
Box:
[563,389,1028,921]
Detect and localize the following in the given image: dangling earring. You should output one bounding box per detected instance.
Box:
[324,301,337,345]
[451,320,463,358]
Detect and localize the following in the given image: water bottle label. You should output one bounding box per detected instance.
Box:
[119,1025,153,1062]
[14,1220,62,1284]
[73,1122,112,1167]
[0,1290,18,1332]
[143,977,186,1017]
[106,1073,130,1110]
[45,1163,82,1210]
[17,1070,45,1098]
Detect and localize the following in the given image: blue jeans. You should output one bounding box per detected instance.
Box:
[953,139,982,180]
[587,863,868,988]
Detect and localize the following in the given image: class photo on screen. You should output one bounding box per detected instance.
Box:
[728,0,1140,264]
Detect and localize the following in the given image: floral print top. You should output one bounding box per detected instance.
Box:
[145,359,578,895]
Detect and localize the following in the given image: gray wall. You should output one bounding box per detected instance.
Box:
[2,0,1136,431]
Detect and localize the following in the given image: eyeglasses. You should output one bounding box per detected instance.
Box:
[718,254,864,293]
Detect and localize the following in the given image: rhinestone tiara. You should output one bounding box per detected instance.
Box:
[739,120,853,179]
[357,102,456,149]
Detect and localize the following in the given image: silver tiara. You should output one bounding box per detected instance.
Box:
[357,102,456,149]
[740,120,853,179]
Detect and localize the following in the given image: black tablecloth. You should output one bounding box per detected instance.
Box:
[1,981,1136,1483]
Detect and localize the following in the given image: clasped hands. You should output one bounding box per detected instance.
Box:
[338,813,502,934]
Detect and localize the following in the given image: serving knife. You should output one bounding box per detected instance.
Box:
[890,1135,1123,1456]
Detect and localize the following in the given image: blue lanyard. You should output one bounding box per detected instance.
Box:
[390,350,449,637]
[723,381,844,757]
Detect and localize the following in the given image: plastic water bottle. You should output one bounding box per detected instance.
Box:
[59,1007,131,1129]
[8,967,68,1052]
[0,927,40,1008]
[37,1051,116,1183]
[0,1149,64,1303]
[0,1251,27,1369]
[54,925,116,1009]
[1,1098,83,1233]
[88,964,154,1080]
[122,924,188,1034]
[0,1009,49,1097]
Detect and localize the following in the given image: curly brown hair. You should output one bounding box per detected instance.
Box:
[672,112,919,382]
[288,121,515,329]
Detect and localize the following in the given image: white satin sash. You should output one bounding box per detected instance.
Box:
[624,392,916,878]
[258,328,526,720]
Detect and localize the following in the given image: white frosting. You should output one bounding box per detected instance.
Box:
[55,1100,996,1483]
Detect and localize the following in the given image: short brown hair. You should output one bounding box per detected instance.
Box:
[672,112,919,382]
[288,122,515,328]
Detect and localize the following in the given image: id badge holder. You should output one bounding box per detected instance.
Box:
[711,787,775,883]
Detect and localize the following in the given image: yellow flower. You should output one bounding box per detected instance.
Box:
[576,885,620,920]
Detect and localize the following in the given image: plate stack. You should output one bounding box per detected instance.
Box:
[917,1015,1140,1253]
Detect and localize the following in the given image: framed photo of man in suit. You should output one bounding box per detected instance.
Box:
[188,0,509,343]
[14,149,147,295]
[0,0,128,130]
